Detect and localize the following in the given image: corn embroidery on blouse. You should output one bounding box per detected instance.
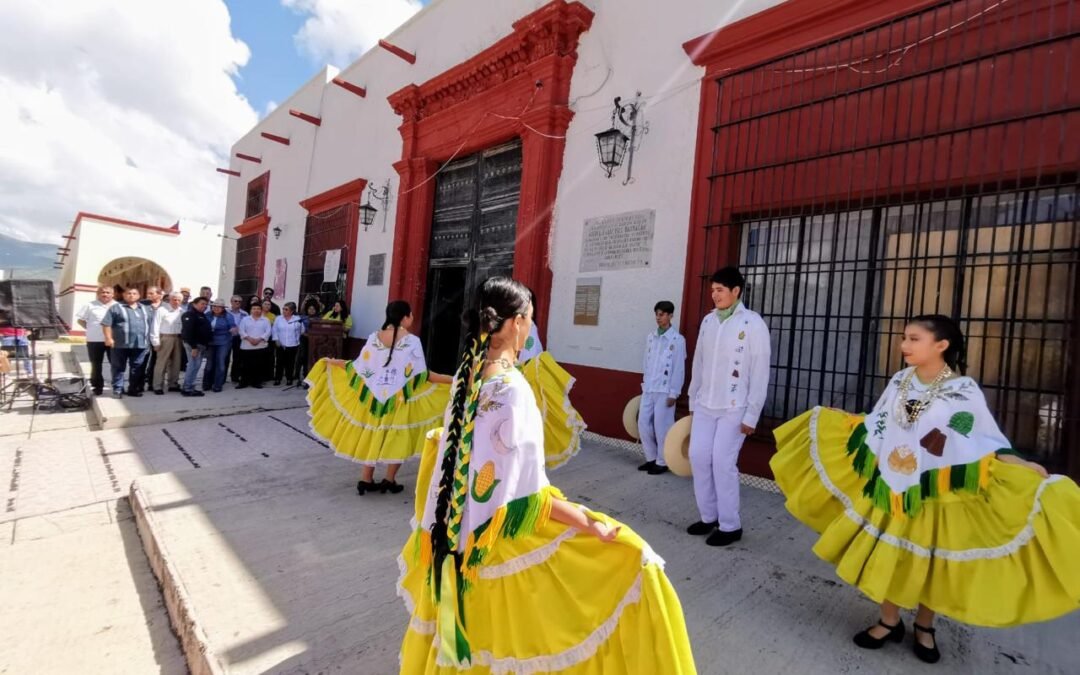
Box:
[770,368,1080,627]
[304,332,450,466]
[517,324,587,470]
[398,367,696,673]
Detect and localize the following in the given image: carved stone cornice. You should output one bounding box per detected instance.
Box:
[388,0,593,123]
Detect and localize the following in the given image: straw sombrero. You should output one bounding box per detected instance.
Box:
[622,395,642,440]
[663,415,693,477]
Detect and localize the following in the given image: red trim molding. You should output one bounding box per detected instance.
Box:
[235,211,271,237]
[65,212,181,240]
[299,177,368,213]
[58,283,101,297]
[379,39,416,64]
[386,0,593,338]
[289,109,323,125]
[261,132,290,146]
[236,152,262,164]
[331,78,367,98]
[217,168,241,177]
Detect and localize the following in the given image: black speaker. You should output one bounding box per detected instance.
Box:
[0,280,61,329]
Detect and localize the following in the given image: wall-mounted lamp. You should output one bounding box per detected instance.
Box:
[272,224,284,239]
[595,92,648,185]
[360,180,392,232]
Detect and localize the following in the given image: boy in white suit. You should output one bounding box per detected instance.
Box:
[637,300,687,476]
[686,267,771,547]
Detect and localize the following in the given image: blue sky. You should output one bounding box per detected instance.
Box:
[225,1,312,115]
[225,0,430,117]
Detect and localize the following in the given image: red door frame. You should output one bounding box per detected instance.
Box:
[386,0,593,339]
[299,177,368,306]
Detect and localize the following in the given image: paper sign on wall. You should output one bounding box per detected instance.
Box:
[323,248,342,283]
[573,277,602,326]
[273,258,287,300]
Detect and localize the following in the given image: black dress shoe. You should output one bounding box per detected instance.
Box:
[647,464,670,475]
[912,623,940,663]
[379,479,405,494]
[686,520,718,536]
[252,383,263,389]
[154,389,164,395]
[705,528,743,547]
[853,619,906,650]
[638,461,656,472]
[92,389,103,396]
[126,390,143,397]
[236,384,248,389]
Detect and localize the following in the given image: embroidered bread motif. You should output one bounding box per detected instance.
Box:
[887,445,918,475]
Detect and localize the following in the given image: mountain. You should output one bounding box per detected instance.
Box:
[0,233,61,284]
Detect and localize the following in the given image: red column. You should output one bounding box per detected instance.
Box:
[389,156,439,325]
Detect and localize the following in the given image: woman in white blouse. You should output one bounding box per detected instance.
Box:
[237,302,272,389]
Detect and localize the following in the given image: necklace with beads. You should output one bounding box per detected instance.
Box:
[894,365,954,430]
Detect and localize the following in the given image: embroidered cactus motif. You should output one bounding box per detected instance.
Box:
[471,462,501,503]
[948,411,975,437]
[525,336,535,350]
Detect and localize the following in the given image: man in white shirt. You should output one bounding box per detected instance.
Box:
[237,302,273,389]
[686,267,771,547]
[271,302,306,386]
[637,300,686,476]
[225,295,249,384]
[151,292,186,394]
[75,286,116,395]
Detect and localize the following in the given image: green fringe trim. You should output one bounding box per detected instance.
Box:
[847,425,989,517]
[342,360,430,418]
[502,492,546,538]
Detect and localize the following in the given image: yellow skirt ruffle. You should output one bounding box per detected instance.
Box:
[771,407,1080,627]
[521,352,587,471]
[398,433,696,674]
[305,358,450,465]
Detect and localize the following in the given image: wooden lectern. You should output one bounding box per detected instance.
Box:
[306,318,345,369]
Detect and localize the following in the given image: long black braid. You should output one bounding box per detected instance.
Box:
[381,300,411,367]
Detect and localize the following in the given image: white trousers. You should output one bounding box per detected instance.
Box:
[689,407,747,531]
[638,392,676,466]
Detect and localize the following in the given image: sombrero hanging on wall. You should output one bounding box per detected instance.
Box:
[663,415,693,477]
[622,395,642,440]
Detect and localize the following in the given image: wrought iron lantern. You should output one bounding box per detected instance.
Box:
[595,93,647,184]
[360,180,391,231]
[272,224,283,239]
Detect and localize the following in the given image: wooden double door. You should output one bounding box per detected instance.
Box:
[423,140,523,374]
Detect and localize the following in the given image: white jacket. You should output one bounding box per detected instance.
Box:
[641,327,686,398]
[688,304,771,428]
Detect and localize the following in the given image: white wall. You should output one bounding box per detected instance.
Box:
[217,0,783,367]
[61,216,224,329]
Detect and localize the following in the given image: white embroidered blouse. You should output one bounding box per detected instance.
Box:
[351,332,429,403]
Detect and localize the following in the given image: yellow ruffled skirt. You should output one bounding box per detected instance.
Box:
[771,407,1080,627]
[397,432,696,674]
[305,358,450,465]
[521,352,587,471]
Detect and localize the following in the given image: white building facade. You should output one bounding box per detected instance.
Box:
[57,213,223,332]
[216,0,1080,476]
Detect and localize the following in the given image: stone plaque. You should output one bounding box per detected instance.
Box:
[573,277,602,326]
[579,209,655,273]
[367,253,386,286]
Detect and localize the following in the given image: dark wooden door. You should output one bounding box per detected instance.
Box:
[423,140,522,373]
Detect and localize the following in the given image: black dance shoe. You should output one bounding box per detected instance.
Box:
[912,623,941,664]
[705,528,742,547]
[686,520,718,536]
[357,480,377,495]
[379,479,405,494]
[853,619,905,649]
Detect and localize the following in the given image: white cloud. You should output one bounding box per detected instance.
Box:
[0,0,258,244]
[283,0,422,66]
[264,101,280,118]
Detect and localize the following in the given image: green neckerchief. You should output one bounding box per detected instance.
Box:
[714,301,741,323]
[657,325,671,336]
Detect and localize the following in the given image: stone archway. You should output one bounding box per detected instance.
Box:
[97,257,173,297]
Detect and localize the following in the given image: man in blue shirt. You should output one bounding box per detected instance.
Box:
[101,287,153,398]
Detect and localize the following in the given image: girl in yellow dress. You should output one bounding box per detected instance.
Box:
[306,300,451,495]
[771,315,1080,664]
[398,277,696,673]
[517,291,587,470]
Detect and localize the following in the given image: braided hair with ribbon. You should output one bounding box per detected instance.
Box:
[428,277,532,665]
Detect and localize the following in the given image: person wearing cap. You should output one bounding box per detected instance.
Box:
[637,300,687,476]
[180,296,212,396]
[685,266,771,547]
[202,299,237,392]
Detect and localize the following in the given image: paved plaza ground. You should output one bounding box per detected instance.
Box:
[1,343,1078,674]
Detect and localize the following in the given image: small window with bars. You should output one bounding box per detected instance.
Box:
[232,232,266,300]
[245,173,269,220]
